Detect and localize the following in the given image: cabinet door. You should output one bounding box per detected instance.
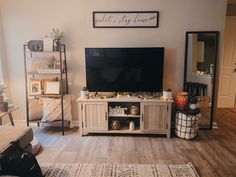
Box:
[141,103,167,133]
[82,102,108,131]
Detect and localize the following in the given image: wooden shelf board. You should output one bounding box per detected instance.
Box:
[109,125,141,133]
[108,129,141,134]
[109,114,140,118]
[29,94,63,98]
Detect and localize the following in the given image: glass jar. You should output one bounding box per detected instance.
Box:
[175,92,188,110]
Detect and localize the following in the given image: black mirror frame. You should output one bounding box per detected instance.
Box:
[183,31,219,130]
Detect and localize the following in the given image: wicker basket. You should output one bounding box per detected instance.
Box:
[175,111,201,140]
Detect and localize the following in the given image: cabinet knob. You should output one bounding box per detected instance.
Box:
[233,68,236,73]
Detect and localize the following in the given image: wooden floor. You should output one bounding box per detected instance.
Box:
[34,108,236,177]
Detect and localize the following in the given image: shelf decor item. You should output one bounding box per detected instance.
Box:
[188,94,198,110]
[50,28,64,51]
[27,40,43,51]
[130,105,139,115]
[43,36,53,52]
[44,81,60,95]
[30,80,41,95]
[175,92,188,110]
[163,89,172,100]
[111,120,121,130]
[129,121,135,131]
[1,101,8,112]
[0,83,6,105]
[80,87,89,99]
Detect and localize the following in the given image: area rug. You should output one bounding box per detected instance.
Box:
[41,162,199,177]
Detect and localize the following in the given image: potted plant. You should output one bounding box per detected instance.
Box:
[188,94,198,110]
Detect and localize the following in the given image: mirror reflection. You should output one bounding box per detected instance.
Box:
[184,31,218,129]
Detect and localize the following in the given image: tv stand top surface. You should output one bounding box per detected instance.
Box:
[77,95,173,103]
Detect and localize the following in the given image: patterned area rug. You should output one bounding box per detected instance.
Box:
[41,163,199,177]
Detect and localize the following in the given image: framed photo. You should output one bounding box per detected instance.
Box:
[44,81,60,95]
[30,80,41,95]
[93,11,159,28]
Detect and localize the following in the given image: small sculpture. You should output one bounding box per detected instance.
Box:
[111,120,121,130]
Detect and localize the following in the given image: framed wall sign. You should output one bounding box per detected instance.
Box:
[93,11,159,28]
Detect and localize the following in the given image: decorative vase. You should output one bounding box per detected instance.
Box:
[129,121,135,131]
[53,40,60,51]
[111,120,121,130]
[130,105,139,115]
[175,92,188,110]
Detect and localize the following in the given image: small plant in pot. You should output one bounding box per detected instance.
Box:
[188,94,198,110]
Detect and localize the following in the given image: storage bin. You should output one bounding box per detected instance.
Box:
[175,111,201,140]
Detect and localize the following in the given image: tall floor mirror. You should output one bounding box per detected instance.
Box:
[184,31,219,129]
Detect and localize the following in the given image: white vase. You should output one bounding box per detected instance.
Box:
[43,36,53,51]
[129,121,135,131]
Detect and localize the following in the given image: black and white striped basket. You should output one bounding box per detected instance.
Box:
[175,111,201,140]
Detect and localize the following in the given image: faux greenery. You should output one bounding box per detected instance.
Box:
[50,28,64,41]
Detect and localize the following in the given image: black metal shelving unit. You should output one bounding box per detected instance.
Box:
[23,43,68,135]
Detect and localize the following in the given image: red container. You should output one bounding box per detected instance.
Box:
[175,92,188,110]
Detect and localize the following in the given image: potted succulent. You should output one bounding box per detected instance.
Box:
[188,94,198,110]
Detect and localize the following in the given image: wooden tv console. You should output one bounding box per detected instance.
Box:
[77,96,172,138]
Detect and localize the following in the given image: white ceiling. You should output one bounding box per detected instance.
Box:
[228,0,236,4]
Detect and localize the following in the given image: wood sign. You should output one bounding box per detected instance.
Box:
[93,11,159,28]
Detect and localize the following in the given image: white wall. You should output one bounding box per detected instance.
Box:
[0,0,227,121]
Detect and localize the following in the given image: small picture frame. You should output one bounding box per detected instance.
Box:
[44,81,60,95]
[30,80,41,95]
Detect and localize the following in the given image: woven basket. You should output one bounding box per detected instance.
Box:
[175,112,201,140]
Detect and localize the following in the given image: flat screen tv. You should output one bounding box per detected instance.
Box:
[85,47,164,92]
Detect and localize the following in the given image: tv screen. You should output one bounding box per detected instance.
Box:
[85,47,164,92]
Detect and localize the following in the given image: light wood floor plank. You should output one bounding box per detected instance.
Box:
[32,108,236,177]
